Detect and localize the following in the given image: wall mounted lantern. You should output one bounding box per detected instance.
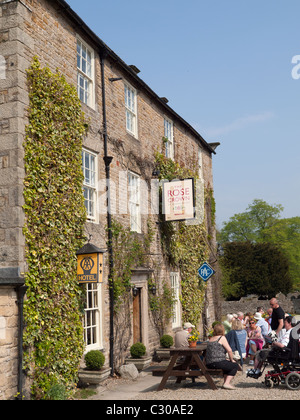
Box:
[149,284,156,295]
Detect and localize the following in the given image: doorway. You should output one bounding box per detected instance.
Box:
[132,288,142,343]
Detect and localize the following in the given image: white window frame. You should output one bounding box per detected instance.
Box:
[82,148,97,222]
[124,83,138,137]
[164,117,174,159]
[198,147,203,180]
[128,171,141,233]
[77,37,95,108]
[83,283,103,351]
[171,272,181,328]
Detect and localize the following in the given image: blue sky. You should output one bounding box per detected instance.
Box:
[68,0,300,229]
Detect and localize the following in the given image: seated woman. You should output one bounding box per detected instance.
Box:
[246,318,264,365]
[206,323,239,390]
[231,318,247,360]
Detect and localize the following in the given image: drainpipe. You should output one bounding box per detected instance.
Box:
[99,50,114,376]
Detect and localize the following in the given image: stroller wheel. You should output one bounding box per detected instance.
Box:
[264,378,273,388]
[285,372,300,390]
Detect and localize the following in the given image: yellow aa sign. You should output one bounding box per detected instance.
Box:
[77,253,103,283]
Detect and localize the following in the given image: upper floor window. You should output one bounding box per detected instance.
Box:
[77,38,95,108]
[198,147,203,180]
[171,272,181,328]
[82,149,97,221]
[128,171,141,233]
[164,118,174,159]
[125,83,138,137]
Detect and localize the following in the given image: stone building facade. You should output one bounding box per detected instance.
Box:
[0,0,221,398]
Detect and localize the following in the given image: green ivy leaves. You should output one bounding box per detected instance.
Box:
[109,219,154,311]
[155,152,209,326]
[23,58,87,399]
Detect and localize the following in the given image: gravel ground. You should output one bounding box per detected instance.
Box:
[88,367,300,401]
[130,369,300,400]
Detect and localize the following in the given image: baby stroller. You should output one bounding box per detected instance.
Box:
[247,325,300,390]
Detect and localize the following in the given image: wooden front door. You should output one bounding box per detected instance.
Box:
[133,288,142,343]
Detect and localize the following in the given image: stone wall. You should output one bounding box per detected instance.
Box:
[0,0,29,271]
[0,0,30,400]
[221,292,300,318]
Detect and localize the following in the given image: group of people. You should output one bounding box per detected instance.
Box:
[175,298,300,390]
[205,297,299,389]
[222,298,290,364]
[174,298,299,390]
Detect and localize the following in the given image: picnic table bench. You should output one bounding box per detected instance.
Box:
[152,343,240,391]
[152,366,223,377]
[153,343,218,390]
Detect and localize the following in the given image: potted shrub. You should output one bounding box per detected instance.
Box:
[85,350,105,370]
[156,335,174,360]
[78,350,111,386]
[130,342,146,358]
[125,342,152,371]
[160,334,174,348]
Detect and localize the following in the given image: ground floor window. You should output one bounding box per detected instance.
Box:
[82,148,97,221]
[83,283,102,350]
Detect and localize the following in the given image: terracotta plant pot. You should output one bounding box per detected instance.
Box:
[189,341,197,348]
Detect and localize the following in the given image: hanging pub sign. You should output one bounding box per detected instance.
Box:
[76,243,106,284]
[162,178,195,222]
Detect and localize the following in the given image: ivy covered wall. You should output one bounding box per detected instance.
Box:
[155,152,211,326]
[23,58,88,399]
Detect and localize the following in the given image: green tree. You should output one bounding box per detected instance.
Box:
[220,242,292,300]
[263,217,300,290]
[219,199,299,291]
[220,199,283,242]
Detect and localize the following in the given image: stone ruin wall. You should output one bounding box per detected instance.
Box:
[221,292,300,317]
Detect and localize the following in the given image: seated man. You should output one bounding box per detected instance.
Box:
[175,322,194,348]
[247,316,293,378]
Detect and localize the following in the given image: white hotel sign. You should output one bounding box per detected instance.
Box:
[162,178,195,222]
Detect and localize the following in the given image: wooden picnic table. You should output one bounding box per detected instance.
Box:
[153,343,220,391]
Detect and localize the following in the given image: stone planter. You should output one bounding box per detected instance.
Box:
[78,367,111,386]
[124,355,152,371]
[155,347,174,360]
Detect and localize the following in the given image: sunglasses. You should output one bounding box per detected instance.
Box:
[249,321,256,324]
